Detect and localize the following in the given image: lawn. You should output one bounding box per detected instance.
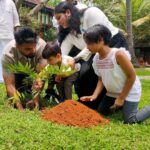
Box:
[135,68,150,76]
[0,79,150,150]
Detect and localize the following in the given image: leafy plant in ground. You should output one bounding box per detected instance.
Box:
[7,62,75,106]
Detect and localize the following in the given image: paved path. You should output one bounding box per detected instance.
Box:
[138,76,150,80]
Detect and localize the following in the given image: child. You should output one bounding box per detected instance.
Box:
[80,24,150,124]
[42,41,78,101]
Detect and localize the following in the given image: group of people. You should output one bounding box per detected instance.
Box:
[1,0,150,124]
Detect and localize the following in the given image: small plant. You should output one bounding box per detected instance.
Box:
[7,62,75,106]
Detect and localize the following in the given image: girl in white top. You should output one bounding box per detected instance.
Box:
[54,2,129,110]
[80,24,150,124]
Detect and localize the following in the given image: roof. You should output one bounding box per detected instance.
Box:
[23,0,54,16]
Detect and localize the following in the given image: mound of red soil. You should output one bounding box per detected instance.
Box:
[42,100,110,128]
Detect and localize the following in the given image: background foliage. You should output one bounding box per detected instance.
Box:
[93,0,150,44]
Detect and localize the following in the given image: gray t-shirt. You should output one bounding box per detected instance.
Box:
[2,38,47,75]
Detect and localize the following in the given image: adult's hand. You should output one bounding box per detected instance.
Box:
[16,101,24,110]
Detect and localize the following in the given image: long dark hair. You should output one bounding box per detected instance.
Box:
[55,2,82,44]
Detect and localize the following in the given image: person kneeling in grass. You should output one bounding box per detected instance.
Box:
[80,24,150,124]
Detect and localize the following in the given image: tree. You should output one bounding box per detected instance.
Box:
[126,0,138,65]
[28,0,49,17]
[93,0,149,65]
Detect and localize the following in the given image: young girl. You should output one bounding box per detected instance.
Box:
[80,24,150,124]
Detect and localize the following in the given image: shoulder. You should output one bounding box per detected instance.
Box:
[3,40,16,55]
[9,0,16,8]
[83,7,106,25]
[115,48,131,61]
[93,53,99,62]
[84,7,104,16]
[76,2,87,10]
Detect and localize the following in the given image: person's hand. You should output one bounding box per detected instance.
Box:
[80,95,96,102]
[55,75,62,82]
[73,56,81,63]
[16,102,24,110]
[34,97,40,110]
[110,97,124,111]
[26,100,35,109]
[32,78,43,91]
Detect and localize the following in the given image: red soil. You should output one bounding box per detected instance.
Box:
[42,100,110,128]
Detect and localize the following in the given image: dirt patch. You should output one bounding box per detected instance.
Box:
[42,100,110,128]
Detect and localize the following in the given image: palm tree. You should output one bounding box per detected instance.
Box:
[107,0,150,44]
[94,0,149,64]
[126,0,138,65]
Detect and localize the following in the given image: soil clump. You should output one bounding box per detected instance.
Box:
[42,100,110,128]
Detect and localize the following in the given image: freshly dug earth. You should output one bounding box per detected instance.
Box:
[42,100,110,128]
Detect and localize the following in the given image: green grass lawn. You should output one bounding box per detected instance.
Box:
[135,68,150,76]
[0,80,150,150]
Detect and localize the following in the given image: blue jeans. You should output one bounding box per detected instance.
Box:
[97,96,150,124]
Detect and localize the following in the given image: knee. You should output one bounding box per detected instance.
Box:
[123,115,138,124]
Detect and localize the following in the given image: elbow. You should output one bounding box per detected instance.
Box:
[128,71,136,84]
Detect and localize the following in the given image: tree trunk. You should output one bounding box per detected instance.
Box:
[28,3,44,17]
[28,0,48,17]
[126,0,139,67]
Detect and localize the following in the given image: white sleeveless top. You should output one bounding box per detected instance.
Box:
[92,48,141,102]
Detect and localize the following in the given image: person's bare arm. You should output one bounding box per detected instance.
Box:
[3,74,23,110]
[111,51,136,109]
[80,79,104,101]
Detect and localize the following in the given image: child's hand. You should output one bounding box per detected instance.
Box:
[110,97,124,111]
[26,99,39,110]
[80,95,96,102]
[55,75,62,82]
[26,100,35,109]
[32,78,43,91]
[34,96,40,109]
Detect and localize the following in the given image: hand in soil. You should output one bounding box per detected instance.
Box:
[80,95,96,102]
[16,102,24,110]
[26,100,35,109]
